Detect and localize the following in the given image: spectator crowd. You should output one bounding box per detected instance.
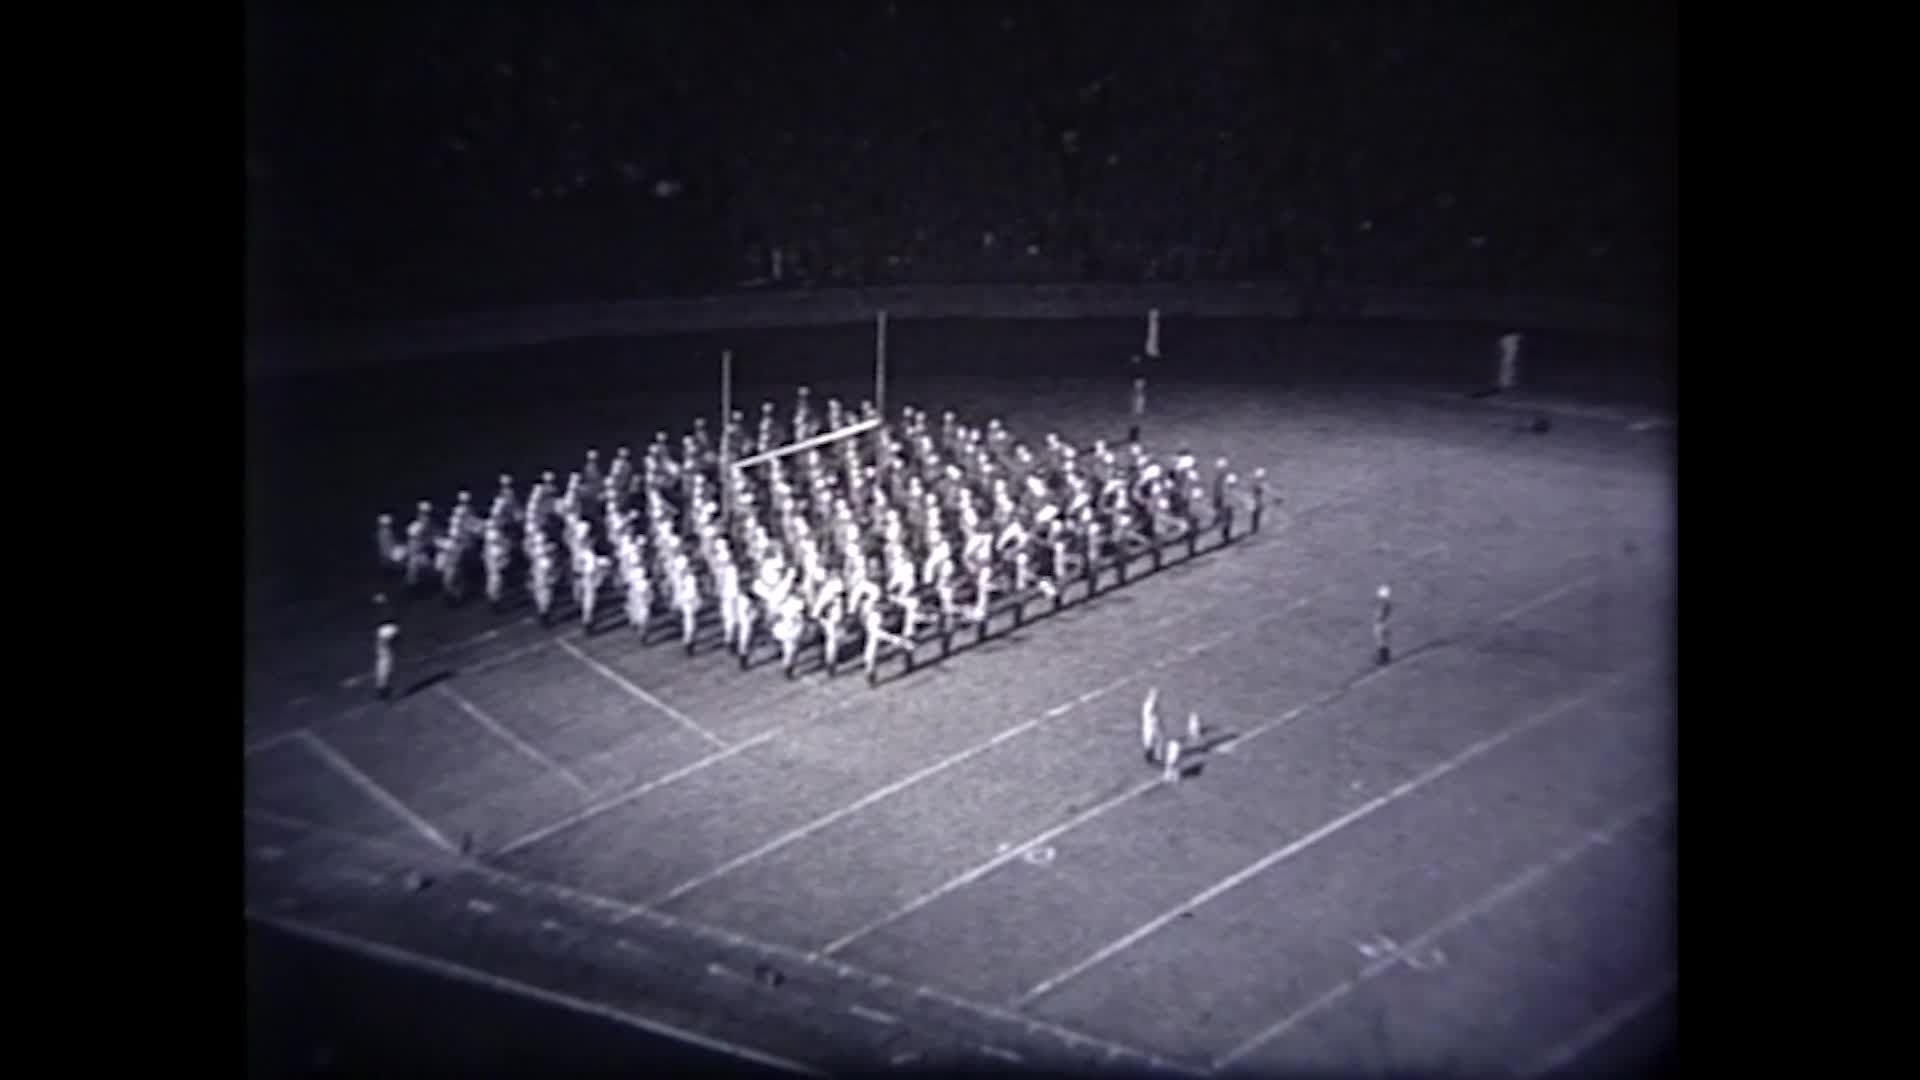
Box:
[246,2,1671,326]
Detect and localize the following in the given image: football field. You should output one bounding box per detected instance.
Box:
[245,317,1675,1076]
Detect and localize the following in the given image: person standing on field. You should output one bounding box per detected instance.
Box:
[374,621,399,701]
[1141,687,1162,765]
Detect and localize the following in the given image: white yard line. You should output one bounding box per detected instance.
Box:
[656,539,1465,907]
[554,638,727,749]
[248,912,826,1077]
[489,686,879,858]
[1011,666,1647,1007]
[495,526,1427,864]
[823,546,1557,957]
[492,725,785,858]
[435,683,590,793]
[1518,972,1677,1079]
[296,731,456,853]
[335,615,541,691]
[1214,797,1673,1070]
[244,728,305,758]
[245,806,1200,1076]
[651,585,1338,907]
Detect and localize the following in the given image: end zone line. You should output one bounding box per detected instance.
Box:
[247,912,826,1078]
[1215,796,1673,1071]
[822,560,1592,958]
[1012,665,1646,1008]
[435,684,590,793]
[296,731,456,853]
[247,807,1201,1076]
[1519,972,1677,1079]
[555,639,726,750]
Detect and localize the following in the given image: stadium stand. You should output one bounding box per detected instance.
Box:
[246,3,1671,328]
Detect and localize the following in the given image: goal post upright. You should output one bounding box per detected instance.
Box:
[876,309,888,420]
[720,348,733,528]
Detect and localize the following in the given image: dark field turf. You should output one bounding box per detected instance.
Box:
[245,317,1675,1077]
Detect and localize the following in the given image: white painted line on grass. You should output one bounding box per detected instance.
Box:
[296,731,456,853]
[248,912,826,1077]
[825,543,1508,957]
[494,726,781,857]
[1011,666,1647,1007]
[1520,971,1676,1078]
[822,774,1163,956]
[249,806,1199,1077]
[555,638,727,750]
[653,716,1061,904]
[1207,570,1599,760]
[657,544,1457,909]
[337,614,541,690]
[1215,796,1673,1071]
[435,683,590,793]
[491,684,881,857]
[849,1005,899,1026]
[244,728,305,758]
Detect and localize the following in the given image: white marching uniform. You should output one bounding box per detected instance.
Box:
[437,534,463,599]
[673,562,702,647]
[483,528,509,606]
[772,593,806,674]
[626,569,653,634]
[1373,585,1393,663]
[376,516,399,572]
[374,622,399,698]
[581,554,609,627]
[531,545,557,620]
[404,520,432,587]
[1141,687,1161,763]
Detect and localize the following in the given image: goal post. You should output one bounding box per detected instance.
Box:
[730,416,881,473]
[716,309,889,527]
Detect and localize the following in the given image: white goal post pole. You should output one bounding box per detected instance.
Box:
[720,348,734,526]
[876,309,888,420]
[732,417,881,473]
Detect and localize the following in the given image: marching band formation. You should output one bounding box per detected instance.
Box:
[373,387,1269,695]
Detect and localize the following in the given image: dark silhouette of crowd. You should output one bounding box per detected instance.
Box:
[246,2,1672,326]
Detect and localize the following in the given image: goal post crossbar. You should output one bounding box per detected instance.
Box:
[718,309,887,526]
[730,417,881,473]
